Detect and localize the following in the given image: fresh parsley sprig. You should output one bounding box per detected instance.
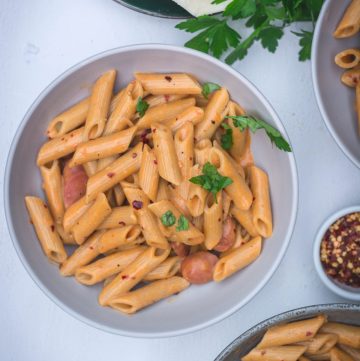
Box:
[220,123,233,150]
[176,215,189,232]
[202,82,221,98]
[136,97,149,117]
[189,162,233,201]
[175,0,324,64]
[227,115,291,152]
[160,211,190,232]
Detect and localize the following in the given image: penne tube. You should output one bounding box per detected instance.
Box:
[46,97,90,138]
[213,236,262,282]
[59,231,105,276]
[204,192,223,250]
[256,315,327,348]
[221,224,248,256]
[230,206,259,237]
[113,184,125,206]
[333,0,360,38]
[194,139,212,166]
[338,345,360,361]
[187,164,208,217]
[56,223,76,245]
[37,127,84,166]
[135,72,202,95]
[109,276,189,314]
[85,142,143,203]
[25,196,67,264]
[75,246,146,285]
[174,121,194,199]
[69,126,137,166]
[164,106,204,133]
[106,236,145,254]
[194,87,229,141]
[335,48,360,69]
[110,89,124,114]
[242,346,307,361]
[136,97,196,129]
[145,93,187,108]
[40,160,64,224]
[222,190,232,219]
[143,256,181,281]
[156,178,170,201]
[71,193,112,245]
[308,353,331,361]
[298,333,338,355]
[167,185,192,219]
[63,196,93,233]
[104,81,140,136]
[83,69,116,140]
[192,215,204,232]
[321,322,360,348]
[83,160,98,176]
[138,144,159,201]
[330,347,355,361]
[341,66,360,87]
[97,225,142,254]
[356,83,360,136]
[97,206,137,229]
[209,147,253,210]
[98,247,170,306]
[151,122,182,185]
[249,165,273,238]
[148,200,205,245]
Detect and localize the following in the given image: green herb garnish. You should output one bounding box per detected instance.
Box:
[189,162,233,201]
[161,210,176,227]
[202,82,221,98]
[228,115,291,152]
[175,1,323,64]
[136,97,149,117]
[176,215,189,232]
[220,123,233,150]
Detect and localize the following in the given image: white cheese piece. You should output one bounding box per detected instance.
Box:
[172,0,231,17]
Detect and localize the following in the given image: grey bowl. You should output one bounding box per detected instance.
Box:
[4,44,297,337]
[312,0,360,168]
[215,303,360,361]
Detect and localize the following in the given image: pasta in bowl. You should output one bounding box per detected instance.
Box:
[5,45,297,337]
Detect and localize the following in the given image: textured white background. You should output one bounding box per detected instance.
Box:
[0,0,358,360]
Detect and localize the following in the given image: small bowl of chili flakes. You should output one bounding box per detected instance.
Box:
[314,206,360,301]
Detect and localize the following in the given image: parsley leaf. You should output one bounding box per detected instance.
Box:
[202,82,221,98]
[161,211,176,227]
[221,123,233,150]
[292,29,313,61]
[228,115,292,152]
[258,26,284,53]
[176,215,189,232]
[136,97,149,117]
[189,162,233,200]
[176,17,241,58]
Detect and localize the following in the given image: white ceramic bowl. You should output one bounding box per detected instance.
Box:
[313,206,360,301]
[312,0,360,168]
[4,44,298,337]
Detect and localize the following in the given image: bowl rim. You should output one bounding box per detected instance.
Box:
[313,205,360,301]
[311,0,360,169]
[214,303,360,361]
[4,43,299,338]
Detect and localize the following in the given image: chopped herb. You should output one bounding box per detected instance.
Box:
[189,162,233,201]
[220,123,233,150]
[228,115,291,152]
[202,82,221,98]
[176,215,189,232]
[161,210,176,227]
[136,97,149,117]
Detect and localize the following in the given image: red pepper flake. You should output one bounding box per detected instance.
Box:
[43,204,48,209]
[50,225,55,232]
[218,218,221,222]
[70,133,74,137]
[132,152,137,159]
[117,264,120,267]
[121,275,129,280]
[153,159,158,165]
[306,331,313,337]
[29,218,33,225]
[261,351,266,356]
[61,137,65,141]
[189,157,193,161]
[89,246,94,250]
[211,120,216,124]
[118,221,125,226]
[132,200,143,210]
[140,129,151,145]
[152,128,157,133]
[164,76,172,82]
[107,172,115,178]
[164,95,170,102]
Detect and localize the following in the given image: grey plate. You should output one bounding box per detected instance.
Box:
[215,303,360,361]
[312,0,360,168]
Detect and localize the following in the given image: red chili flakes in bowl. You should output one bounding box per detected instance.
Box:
[320,212,360,287]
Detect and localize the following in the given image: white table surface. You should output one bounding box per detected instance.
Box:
[0,0,358,359]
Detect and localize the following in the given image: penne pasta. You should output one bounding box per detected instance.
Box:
[98,247,170,306]
[321,322,360,348]
[338,345,360,361]
[75,246,146,285]
[335,48,360,69]
[298,333,339,355]
[63,196,93,233]
[25,196,67,263]
[83,160,98,176]
[83,69,116,140]
[164,106,204,133]
[187,164,208,217]
[143,256,181,281]
[156,178,170,201]
[194,139,212,166]
[204,192,223,250]
[330,347,355,361]
[145,93,187,108]
[135,73,202,95]
[242,346,307,361]
[56,223,76,245]
[231,206,259,237]
[113,184,126,206]
[333,0,360,38]
[46,97,90,138]
[356,83,360,136]
[97,206,137,229]
[341,66,360,87]
[213,236,262,282]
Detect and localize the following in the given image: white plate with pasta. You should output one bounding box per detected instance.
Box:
[5,44,297,337]
[312,0,360,168]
